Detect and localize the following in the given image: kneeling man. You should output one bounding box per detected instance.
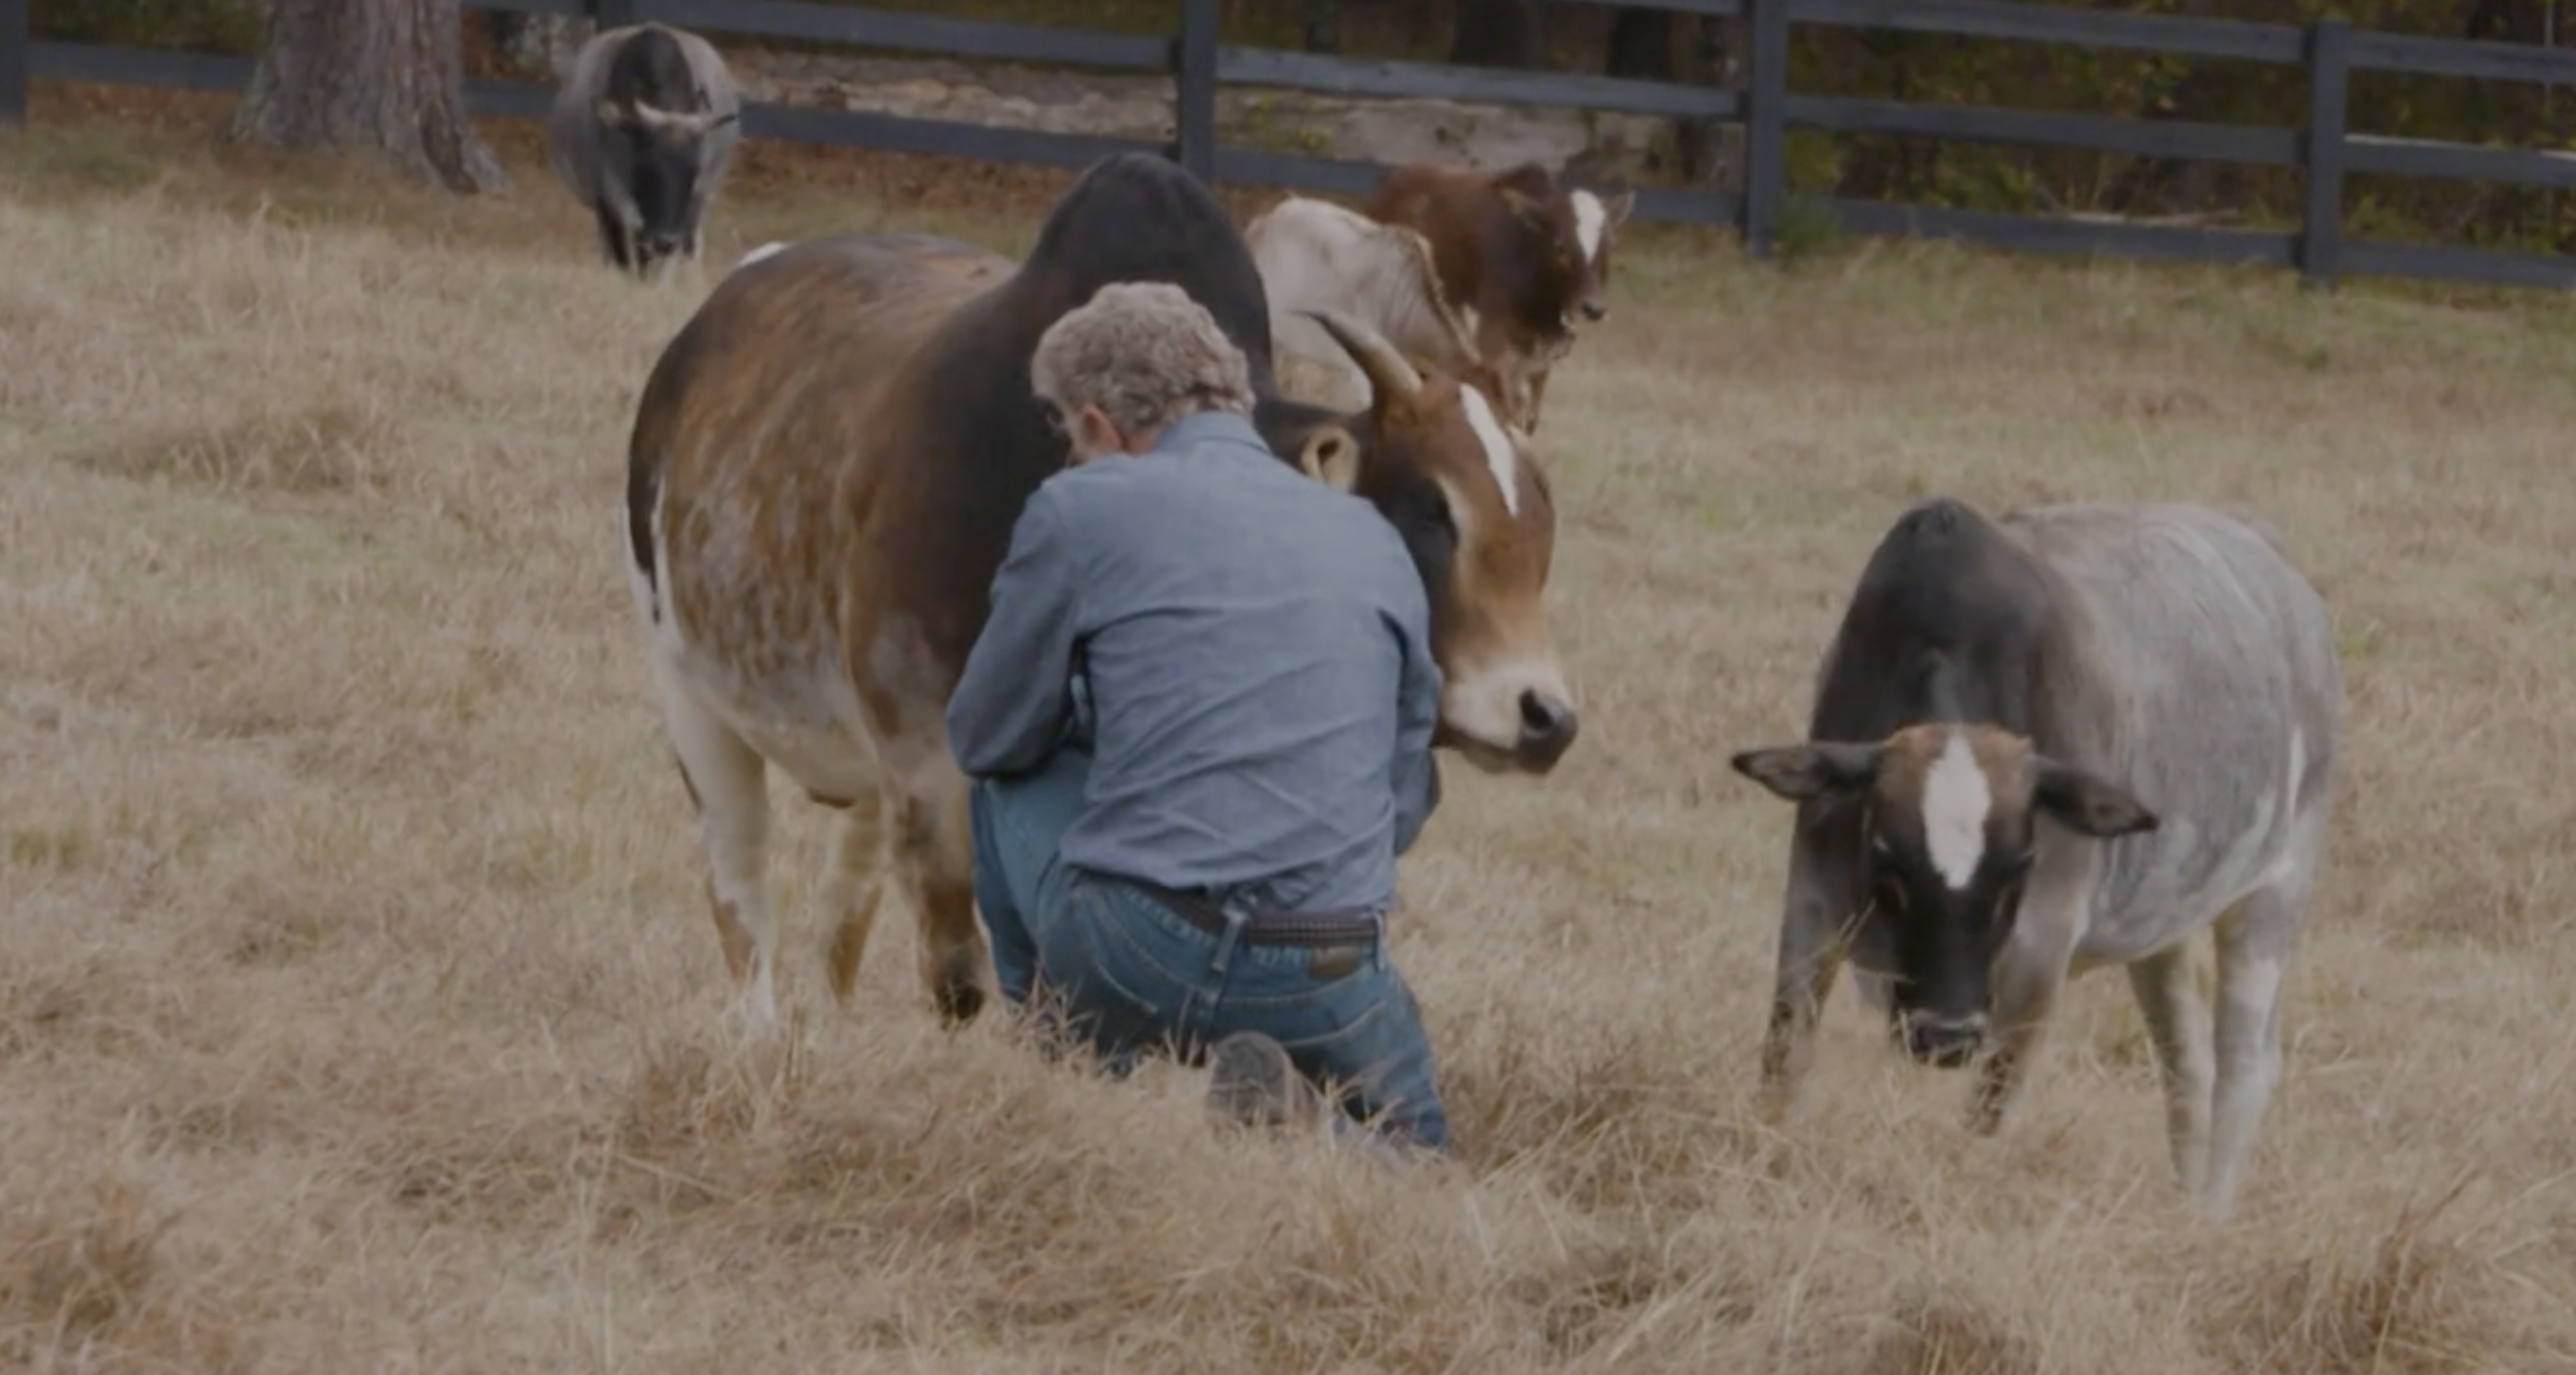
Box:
[946,280,1450,1154]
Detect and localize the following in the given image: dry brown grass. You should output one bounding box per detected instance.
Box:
[6,87,2576,1375]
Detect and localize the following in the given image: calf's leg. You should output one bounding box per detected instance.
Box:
[1969,856,2088,1134]
[593,198,635,272]
[2125,938,2216,1200]
[1759,835,1862,1123]
[2202,855,2318,1219]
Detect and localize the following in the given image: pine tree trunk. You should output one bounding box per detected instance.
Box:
[227,0,507,194]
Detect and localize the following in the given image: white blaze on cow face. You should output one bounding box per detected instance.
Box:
[1457,382,1519,517]
[1572,190,1609,264]
[1921,727,1993,890]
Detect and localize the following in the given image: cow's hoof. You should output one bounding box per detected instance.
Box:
[932,978,986,1027]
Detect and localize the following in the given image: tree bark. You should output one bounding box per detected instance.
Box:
[1449,0,1543,69]
[228,0,507,194]
[483,11,594,82]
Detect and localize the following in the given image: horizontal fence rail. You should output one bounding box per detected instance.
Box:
[6,0,2575,291]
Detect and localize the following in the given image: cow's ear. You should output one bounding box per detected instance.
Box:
[1730,741,1888,804]
[2031,757,2158,838]
[1294,424,1362,493]
[1604,190,1636,227]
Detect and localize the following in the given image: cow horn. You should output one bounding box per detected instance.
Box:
[1298,308,1421,405]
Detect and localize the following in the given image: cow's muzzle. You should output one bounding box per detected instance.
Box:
[1514,689,1579,772]
[1580,299,1608,322]
[1897,1010,1987,1068]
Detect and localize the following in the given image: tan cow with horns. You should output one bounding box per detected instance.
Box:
[623,153,1579,1034]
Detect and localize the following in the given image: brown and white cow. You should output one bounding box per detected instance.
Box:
[1358,160,1635,433]
[1728,497,2341,1220]
[624,153,1578,1036]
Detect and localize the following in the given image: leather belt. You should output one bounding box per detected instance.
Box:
[1131,880,1382,948]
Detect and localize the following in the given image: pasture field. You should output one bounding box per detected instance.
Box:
[6,89,2576,1375]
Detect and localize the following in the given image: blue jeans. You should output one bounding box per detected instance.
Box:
[969,747,1451,1154]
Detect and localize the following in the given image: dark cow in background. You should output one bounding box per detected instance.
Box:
[546,22,742,279]
[1729,497,2340,1221]
[1360,160,1634,433]
[623,152,1579,1036]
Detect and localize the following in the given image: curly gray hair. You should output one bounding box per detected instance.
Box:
[1029,280,1256,437]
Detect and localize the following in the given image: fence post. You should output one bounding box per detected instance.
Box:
[2299,18,2350,294]
[1174,0,1220,184]
[1,0,30,126]
[1740,0,1790,261]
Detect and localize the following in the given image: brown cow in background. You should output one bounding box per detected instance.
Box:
[1361,160,1634,433]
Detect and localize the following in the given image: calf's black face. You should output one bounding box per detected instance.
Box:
[1732,723,2157,1068]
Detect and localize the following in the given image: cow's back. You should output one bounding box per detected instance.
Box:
[1248,198,1478,415]
[2006,503,2341,957]
[666,25,744,182]
[1361,165,1495,316]
[543,25,631,200]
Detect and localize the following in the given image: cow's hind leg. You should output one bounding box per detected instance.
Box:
[819,789,888,1010]
[659,669,780,1035]
[886,767,992,1026]
[2202,857,2319,1219]
[2125,938,2216,1202]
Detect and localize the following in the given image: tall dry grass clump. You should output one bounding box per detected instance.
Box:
[4,109,2575,1374]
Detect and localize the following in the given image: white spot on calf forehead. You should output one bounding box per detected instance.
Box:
[1921,729,1993,890]
[1572,190,1608,263]
[1456,384,1519,517]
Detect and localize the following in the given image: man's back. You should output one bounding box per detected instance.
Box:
[954,409,1439,916]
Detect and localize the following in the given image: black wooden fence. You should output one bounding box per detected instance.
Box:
[7,0,2576,291]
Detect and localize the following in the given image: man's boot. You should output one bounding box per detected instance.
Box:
[1205,1031,1331,1140]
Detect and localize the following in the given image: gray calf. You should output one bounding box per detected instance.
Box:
[545,22,742,279]
[1729,497,2341,1220]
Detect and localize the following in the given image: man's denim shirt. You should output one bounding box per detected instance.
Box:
[945,409,1443,917]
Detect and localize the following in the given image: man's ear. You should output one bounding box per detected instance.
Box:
[1070,404,1125,461]
[1729,740,1889,804]
[2031,757,2159,838]
[1295,425,1362,493]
